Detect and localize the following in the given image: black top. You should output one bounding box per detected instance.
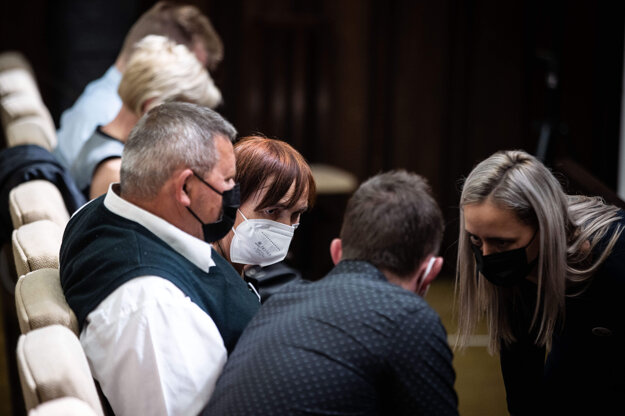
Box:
[501,215,625,415]
[243,261,302,303]
[59,195,260,352]
[203,260,458,416]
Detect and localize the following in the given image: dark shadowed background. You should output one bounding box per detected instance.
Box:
[1,0,623,280]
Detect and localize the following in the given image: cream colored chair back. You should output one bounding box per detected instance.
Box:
[0,68,41,100]
[4,115,57,150]
[16,324,105,416]
[0,93,56,140]
[0,51,35,74]
[15,268,78,336]
[9,180,70,229]
[310,163,358,194]
[12,220,62,278]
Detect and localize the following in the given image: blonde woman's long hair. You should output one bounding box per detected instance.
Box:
[455,150,622,353]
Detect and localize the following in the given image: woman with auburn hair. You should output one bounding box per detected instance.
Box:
[213,136,316,297]
[455,150,624,415]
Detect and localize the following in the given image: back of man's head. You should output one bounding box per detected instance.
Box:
[117,35,221,115]
[119,1,223,70]
[120,102,236,200]
[340,170,444,278]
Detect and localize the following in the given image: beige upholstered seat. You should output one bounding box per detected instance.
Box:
[28,397,98,416]
[15,268,78,336]
[0,93,45,121]
[12,220,63,278]
[0,93,56,137]
[0,51,35,75]
[4,115,58,150]
[0,68,41,100]
[16,324,105,416]
[310,163,358,194]
[9,180,70,229]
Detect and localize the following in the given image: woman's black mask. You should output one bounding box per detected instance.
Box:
[471,231,538,287]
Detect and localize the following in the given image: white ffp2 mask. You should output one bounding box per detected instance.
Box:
[229,210,297,267]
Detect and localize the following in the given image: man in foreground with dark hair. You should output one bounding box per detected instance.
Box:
[203,170,458,415]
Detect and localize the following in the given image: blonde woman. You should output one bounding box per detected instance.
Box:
[70,34,221,199]
[455,150,624,415]
[55,1,224,169]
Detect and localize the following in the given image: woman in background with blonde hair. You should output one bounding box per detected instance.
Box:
[71,34,221,200]
[455,149,624,415]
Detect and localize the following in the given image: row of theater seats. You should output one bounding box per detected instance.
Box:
[0,52,57,151]
[0,52,103,416]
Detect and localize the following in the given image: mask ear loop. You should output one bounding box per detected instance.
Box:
[231,209,248,236]
[424,256,436,278]
[417,257,437,295]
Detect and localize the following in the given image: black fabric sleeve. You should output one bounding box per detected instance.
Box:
[243,262,302,303]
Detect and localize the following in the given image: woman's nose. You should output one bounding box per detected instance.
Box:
[481,244,494,256]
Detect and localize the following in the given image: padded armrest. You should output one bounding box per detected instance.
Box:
[15,268,79,336]
[4,115,58,151]
[0,69,41,100]
[12,220,62,278]
[9,180,70,229]
[16,325,105,415]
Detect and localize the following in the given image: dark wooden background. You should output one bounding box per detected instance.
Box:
[1,0,623,279]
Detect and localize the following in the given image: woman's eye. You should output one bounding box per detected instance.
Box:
[263,208,277,216]
[494,240,509,249]
[468,234,482,247]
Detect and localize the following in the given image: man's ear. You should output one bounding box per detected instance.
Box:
[330,238,342,265]
[175,169,195,207]
[416,256,443,296]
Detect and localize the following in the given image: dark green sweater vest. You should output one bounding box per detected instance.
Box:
[59,196,259,353]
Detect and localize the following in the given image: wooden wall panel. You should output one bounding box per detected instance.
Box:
[0,0,623,277]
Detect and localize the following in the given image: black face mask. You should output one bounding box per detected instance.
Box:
[186,171,240,243]
[471,232,538,287]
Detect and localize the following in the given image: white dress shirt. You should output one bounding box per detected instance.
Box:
[80,185,227,416]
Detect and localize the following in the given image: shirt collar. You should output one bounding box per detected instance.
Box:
[103,184,215,272]
[105,65,122,84]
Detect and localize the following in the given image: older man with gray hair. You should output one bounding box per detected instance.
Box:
[60,102,260,416]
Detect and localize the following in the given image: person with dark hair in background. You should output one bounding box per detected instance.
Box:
[203,170,458,416]
[54,1,223,169]
[455,150,625,415]
[60,102,259,416]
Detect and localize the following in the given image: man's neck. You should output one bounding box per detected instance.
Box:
[382,268,417,292]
